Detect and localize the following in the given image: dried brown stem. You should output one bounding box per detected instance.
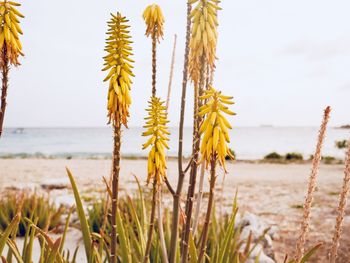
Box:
[198,158,217,263]
[0,45,9,138]
[110,119,121,263]
[165,177,175,196]
[294,106,331,263]
[144,179,158,263]
[329,139,350,263]
[169,2,192,262]
[166,34,177,109]
[180,54,206,262]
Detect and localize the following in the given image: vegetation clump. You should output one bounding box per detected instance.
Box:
[0,192,64,236]
[285,152,303,161]
[264,152,283,160]
[335,140,348,150]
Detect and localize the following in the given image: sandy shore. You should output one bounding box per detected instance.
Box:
[0,158,349,262]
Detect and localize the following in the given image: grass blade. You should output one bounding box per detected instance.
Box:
[66,167,93,263]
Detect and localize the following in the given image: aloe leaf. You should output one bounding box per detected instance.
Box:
[59,208,73,254]
[25,217,38,263]
[115,210,131,262]
[66,167,93,263]
[128,196,146,255]
[188,232,198,263]
[4,239,23,263]
[0,214,20,254]
[72,247,79,263]
[218,207,238,262]
[300,243,323,263]
[133,175,147,234]
[46,237,61,263]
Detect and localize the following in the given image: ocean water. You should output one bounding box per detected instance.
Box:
[0,127,349,160]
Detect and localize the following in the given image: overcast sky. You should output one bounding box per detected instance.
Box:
[5,0,350,127]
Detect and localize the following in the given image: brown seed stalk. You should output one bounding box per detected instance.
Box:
[294,106,331,262]
[166,34,177,110]
[329,139,350,262]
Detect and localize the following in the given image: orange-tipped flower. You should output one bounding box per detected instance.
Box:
[142,97,170,184]
[0,0,24,66]
[199,87,235,171]
[102,12,135,126]
[143,4,164,41]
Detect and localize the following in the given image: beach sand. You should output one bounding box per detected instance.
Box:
[0,158,349,262]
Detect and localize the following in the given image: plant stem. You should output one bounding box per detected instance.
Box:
[110,119,121,263]
[144,179,157,263]
[0,45,9,138]
[198,158,217,263]
[180,54,206,262]
[152,32,157,97]
[192,162,205,236]
[166,34,177,110]
[169,2,192,263]
[192,65,212,237]
[157,187,169,263]
[294,106,331,263]
[329,139,350,263]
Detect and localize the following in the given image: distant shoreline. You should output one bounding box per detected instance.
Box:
[336,125,350,129]
[0,154,344,165]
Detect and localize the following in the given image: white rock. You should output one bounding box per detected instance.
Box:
[245,244,276,263]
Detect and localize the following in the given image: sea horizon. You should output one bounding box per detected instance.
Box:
[1,126,349,160]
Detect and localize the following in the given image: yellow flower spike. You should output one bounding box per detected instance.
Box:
[143,4,164,41]
[189,0,221,84]
[103,12,134,127]
[199,87,235,171]
[0,0,24,66]
[142,97,170,184]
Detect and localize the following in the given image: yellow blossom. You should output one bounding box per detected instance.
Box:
[143,4,165,41]
[142,97,170,184]
[102,12,135,126]
[189,0,220,83]
[199,87,235,171]
[0,0,24,66]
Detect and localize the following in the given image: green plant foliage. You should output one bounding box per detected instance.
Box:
[264,152,283,160]
[0,192,65,237]
[285,152,303,161]
[87,199,111,234]
[322,156,336,164]
[335,140,348,150]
